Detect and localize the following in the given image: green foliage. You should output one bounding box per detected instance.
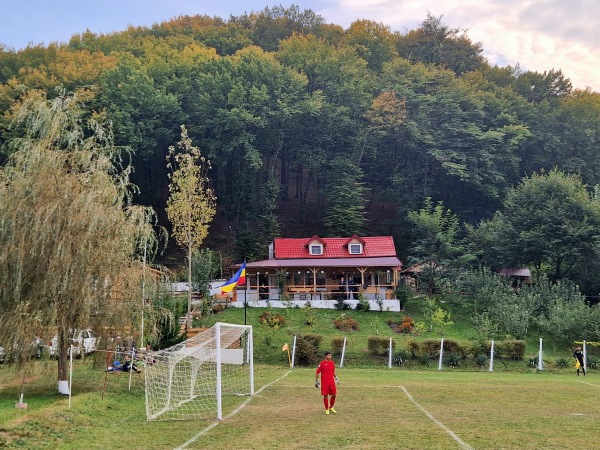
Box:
[294,334,323,366]
[355,297,370,311]
[408,198,474,297]
[502,340,527,360]
[367,336,393,355]
[322,157,367,236]
[431,307,454,337]
[446,352,463,367]
[555,357,569,368]
[331,337,345,355]
[393,349,411,366]
[302,303,316,327]
[474,353,488,368]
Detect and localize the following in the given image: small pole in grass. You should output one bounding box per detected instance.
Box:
[128,347,135,391]
[583,340,587,374]
[489,339,495,372]
[537,337,543,371]
[68,344,73,409]
[388,337,393,369]
[438,338,444,371]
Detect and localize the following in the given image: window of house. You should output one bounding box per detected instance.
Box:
[349,243,362,254]
[310,244,323,255]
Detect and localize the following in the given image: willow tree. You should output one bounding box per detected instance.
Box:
[166,125,216,330]
[0,89,158,394]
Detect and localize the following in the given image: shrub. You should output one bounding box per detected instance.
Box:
[528,356,538,368]
[334,297,351,310]
[443,339,465,357]
[393,349,411,366]
[333,314,359,331]
[398,316,415,333]
[418,355,432,366]
[355,297,370,311]
[446,352,463,367]
[588,356,599,369]
[422,339,442,358]
[331,337,345,355]
[368,336,394,355]
[406,339,421,357]
[474,353,488,368]
[211,303,224,314]
[302,304,316,327]
[555,357,569,368]
[502,340,527,360]
[294,334,323,366]
[258,310,286,328]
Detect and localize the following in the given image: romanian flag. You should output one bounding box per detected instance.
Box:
[211,262,246,296]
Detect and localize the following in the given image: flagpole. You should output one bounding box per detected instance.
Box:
[244,260,248,325]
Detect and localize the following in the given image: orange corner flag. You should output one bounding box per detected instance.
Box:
[282,343,289,352]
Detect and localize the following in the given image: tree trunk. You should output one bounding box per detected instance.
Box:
[187,241,193,330]
[57,332,70,395]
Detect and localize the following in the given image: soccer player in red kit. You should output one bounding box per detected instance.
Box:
[315,351,339,414]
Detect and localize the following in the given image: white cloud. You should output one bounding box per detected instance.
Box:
[321,0,599,90]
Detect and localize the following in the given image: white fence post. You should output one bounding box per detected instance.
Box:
[489,339,495,372]
[388,337,393,369]
[291,335,297,368]
[340,337,347,368]
[438,338,444,371]
[537,337,543,371]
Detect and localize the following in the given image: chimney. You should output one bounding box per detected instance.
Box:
[268,242,274,259]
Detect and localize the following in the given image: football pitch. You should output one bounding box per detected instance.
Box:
[1,364,599,449]
[177,367,600,450]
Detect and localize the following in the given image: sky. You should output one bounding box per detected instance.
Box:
[1,0,598,91]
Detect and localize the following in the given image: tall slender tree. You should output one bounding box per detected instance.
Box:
[166,125,216,329]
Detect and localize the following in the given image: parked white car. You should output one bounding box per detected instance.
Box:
[0,338,44,363]
[49,329,97,358]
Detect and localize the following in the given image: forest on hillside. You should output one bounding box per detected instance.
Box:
[1,5,600,295]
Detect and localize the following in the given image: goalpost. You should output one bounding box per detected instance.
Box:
[145,322,254,421]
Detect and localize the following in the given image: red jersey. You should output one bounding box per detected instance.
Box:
[316,359,336,385]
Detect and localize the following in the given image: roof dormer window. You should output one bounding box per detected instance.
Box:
[310,244,323,255]
[349,243,362,255]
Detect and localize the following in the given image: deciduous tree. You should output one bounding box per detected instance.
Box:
[166,125,216,329]
[0,90,156,393]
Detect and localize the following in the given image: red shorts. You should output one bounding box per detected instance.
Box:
[321,383,337,396]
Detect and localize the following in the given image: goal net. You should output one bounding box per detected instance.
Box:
[145,322,254,421]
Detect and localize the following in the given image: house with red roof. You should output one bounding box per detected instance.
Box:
[233,235,402,309]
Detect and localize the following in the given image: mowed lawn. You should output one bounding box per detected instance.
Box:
[1,362,599,449]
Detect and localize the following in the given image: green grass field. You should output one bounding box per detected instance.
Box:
[1,360,599,449]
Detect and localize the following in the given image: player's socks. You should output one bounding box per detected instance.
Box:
[323,398,329,409]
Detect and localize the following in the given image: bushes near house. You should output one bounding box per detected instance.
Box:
[333,314,359,331]
[387,316,415,333]
[258,310,286,328]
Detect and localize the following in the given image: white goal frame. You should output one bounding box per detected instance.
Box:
[144,322,254,421]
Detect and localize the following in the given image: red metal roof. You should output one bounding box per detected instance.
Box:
[274,236,397,259]
[246,257,402,269]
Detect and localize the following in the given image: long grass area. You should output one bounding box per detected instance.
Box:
[1,360,599,449]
